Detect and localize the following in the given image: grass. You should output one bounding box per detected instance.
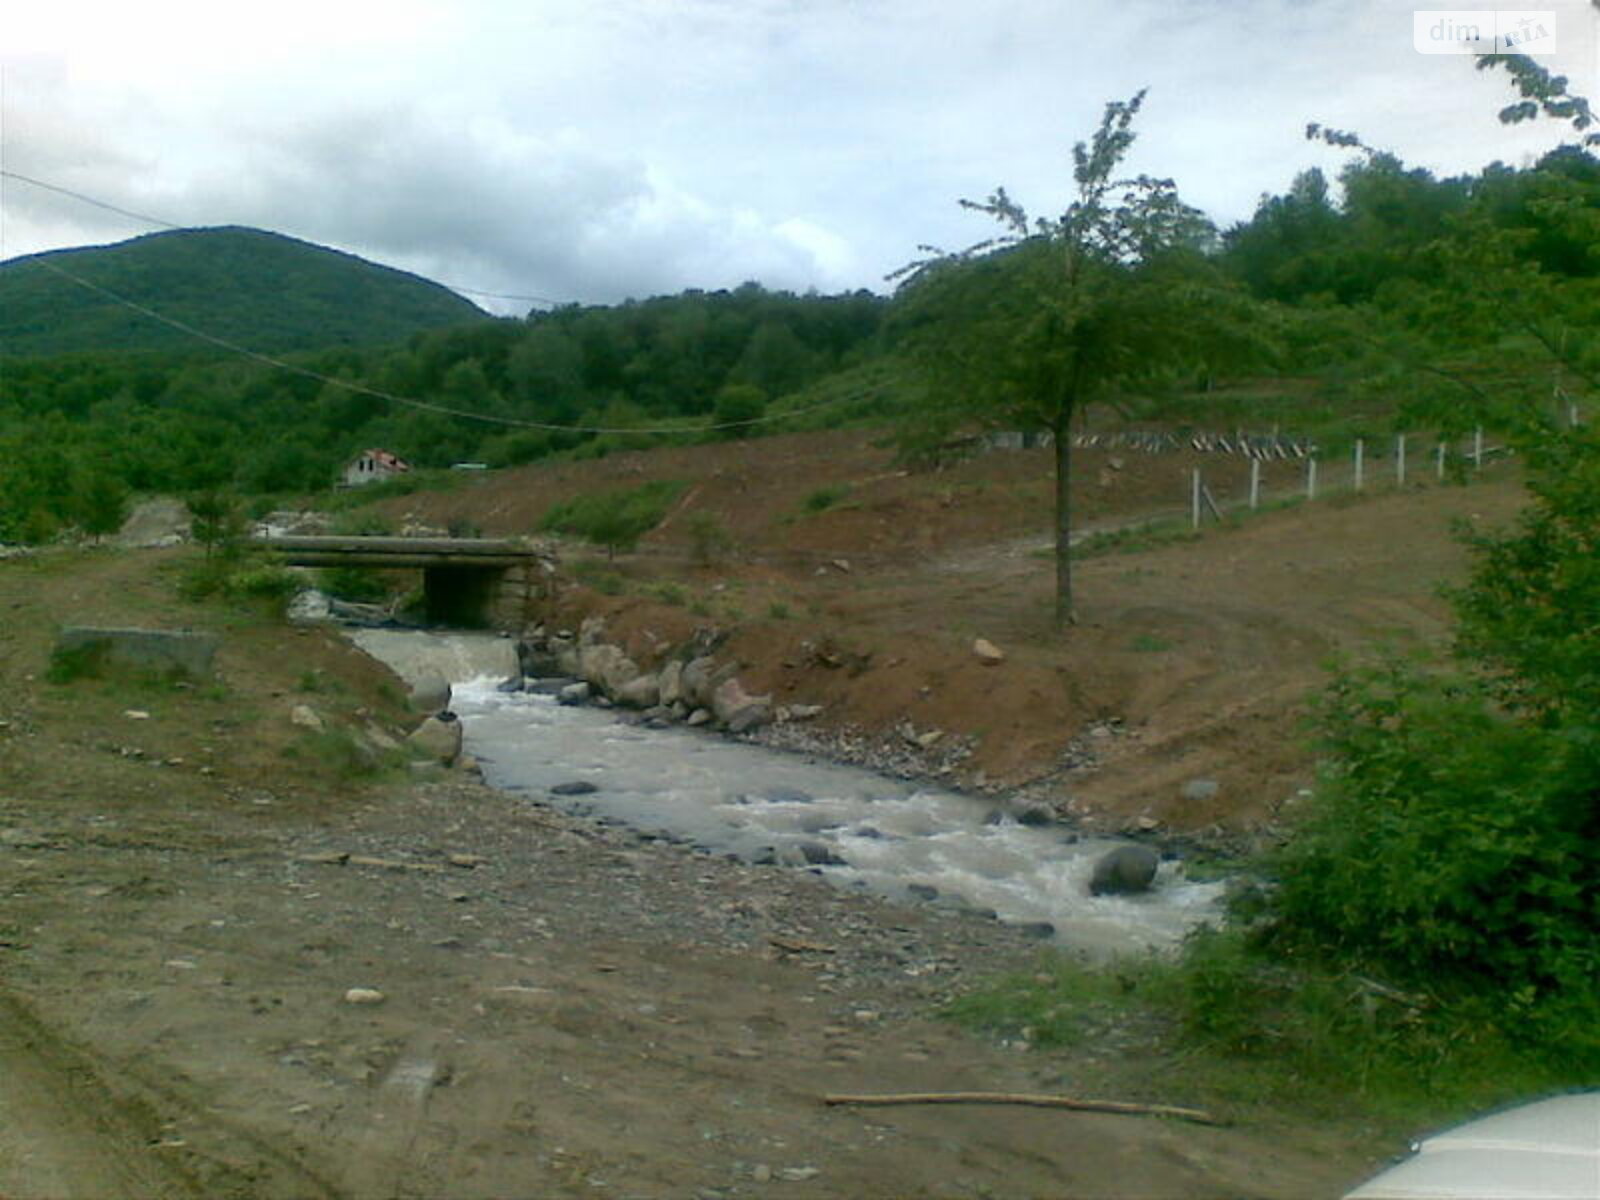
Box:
[941,931,1598,1126]
[1128,633,1173,652]
[800,484,852,514]
[1030,520,1201,561]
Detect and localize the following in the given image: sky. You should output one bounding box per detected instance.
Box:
[3,0,1598,316]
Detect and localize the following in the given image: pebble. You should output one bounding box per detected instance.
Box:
[343,987,386,1005]
[124,710,150,720]
[779,1167,820,1182]
[751,1164,772,1182]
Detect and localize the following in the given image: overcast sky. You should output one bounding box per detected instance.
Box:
[3,0,1597,316]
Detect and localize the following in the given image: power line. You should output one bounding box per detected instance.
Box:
[1,171,185,232]
[0,169,579,309]
[26,256,894,435]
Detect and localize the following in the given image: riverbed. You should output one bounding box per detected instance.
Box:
[351,629,1225,956]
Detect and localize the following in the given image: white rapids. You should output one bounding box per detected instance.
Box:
[353,631,1227,957]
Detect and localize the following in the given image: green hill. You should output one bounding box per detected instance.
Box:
[0,226,486,357]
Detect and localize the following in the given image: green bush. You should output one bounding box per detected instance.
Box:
[684,511,734,566]
[800,484,851,513]
[538,479,687,557]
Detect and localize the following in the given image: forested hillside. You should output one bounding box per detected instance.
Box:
[0,282,888,538]
[0,226,485,357]
[1,94,1596,545]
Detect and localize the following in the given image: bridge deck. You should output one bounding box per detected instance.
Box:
[254,535,545,569]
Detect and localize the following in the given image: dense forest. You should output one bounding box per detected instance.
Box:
[1,88,1596,544]
[0,226,485,358]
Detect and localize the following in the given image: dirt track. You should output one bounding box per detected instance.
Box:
[0,451,1526,1198]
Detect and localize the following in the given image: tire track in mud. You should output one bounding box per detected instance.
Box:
[0,988,349,1200]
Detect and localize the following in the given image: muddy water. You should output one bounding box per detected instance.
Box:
[351,630,1225,957]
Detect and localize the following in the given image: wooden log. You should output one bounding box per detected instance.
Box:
[821,1091,1225,1126]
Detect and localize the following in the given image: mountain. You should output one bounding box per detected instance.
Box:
[0,226,487,357]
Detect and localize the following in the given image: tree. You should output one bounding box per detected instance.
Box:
[891,91,1262,627]
[73,469,130,543]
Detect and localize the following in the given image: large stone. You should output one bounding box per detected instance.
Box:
[53,627,218,680]
[1088,844,1160,896]
[657,660,684,707]
[680,656,730,709]
[614,673,661,709]
[556,681,591,706]
[712,677,774,734]
[408,672,452,714]
[290,704,325,732]
[578,643,639,697]
[408,713,463,766]
[972,637,1006,665]
[286,589,332,624]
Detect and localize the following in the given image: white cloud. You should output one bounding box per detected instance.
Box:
[4,0,1597,306]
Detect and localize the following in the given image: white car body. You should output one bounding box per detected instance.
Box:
[1345,1092,1600,1200]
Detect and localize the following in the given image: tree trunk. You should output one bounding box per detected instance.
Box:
[1052,406,1076,628]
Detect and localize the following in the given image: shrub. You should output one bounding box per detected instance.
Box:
[801,484,851,513]
[539,480,687,558]
[684,511,734,566]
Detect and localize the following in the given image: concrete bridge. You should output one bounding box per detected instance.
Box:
[255,535,555,627]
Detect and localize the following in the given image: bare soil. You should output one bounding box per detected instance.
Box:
[0,443,1525,1198]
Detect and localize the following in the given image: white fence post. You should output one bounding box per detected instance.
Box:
[1436,441,1446,481]
[1396,434,1406,486]
[1307,457,1318,501]
[1191,468,1202,529]
[1249,457,1261,510]
[1473,427,1484,469]
[1354,439,1365,491]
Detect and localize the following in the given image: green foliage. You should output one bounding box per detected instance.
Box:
[0,226,483,358]
[538,479,687,556]
[282,727,397,781]
[187,490,247,561]
[712,383,767,437]
[73,471,130,541]
[1243,418,1600,1077]
[1449,427,1600,718]
[891,90,1268,625]
[800,484,851,513]
[318,566,390,603]
[943,958,1143,1049]
[684,511,734,566]
[1266,663,1597,998]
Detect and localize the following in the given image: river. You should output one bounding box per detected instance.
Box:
[351,630,1225,957]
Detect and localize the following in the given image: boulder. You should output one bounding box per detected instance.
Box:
[408,712,463,766]
[289,704,325,732]
[578,643,639,697]
[657,660,684,707]
[496,675,525,694]
[552,635,581,677]
[286,589,332,624]
[556,682,591,706]
[679,656,722,709]
[614,673,661,709]
[972,637,1006,665]
[516,640,562,678]
[408,672,452,714]
[1088,844,1160,896]
[712,677,773,734]
[53,627,218,680]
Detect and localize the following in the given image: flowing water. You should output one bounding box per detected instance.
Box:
[352,630,1226,957]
